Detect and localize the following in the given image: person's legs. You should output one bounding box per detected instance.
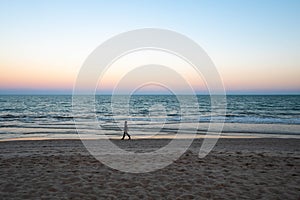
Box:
[121,132,126,140]
[126,132,131,140]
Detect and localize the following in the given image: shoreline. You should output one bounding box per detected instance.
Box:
[1,132,300,142]
[0,135,258,142]
[1,122,299,142]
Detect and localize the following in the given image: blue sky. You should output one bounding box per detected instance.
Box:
[0,0,299,94]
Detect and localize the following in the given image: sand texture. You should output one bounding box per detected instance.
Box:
[0,138,299,199]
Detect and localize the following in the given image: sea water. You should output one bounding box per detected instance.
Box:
[0,95,299,139]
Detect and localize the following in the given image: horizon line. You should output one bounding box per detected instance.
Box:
[0,93,299,96]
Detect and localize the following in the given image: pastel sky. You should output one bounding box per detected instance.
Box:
[0,0,299,94]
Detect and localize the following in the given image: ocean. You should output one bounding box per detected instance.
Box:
[0,95,299,140]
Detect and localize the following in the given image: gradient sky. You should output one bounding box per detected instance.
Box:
[0,0,299,94]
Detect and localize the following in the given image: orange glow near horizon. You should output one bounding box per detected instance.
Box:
[1,63,299,93]
[1,50,299,94]
[0,59,76,90]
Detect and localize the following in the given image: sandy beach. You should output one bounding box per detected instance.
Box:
[0,138,299,199]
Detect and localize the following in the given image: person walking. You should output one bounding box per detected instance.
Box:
[121,120,131,140]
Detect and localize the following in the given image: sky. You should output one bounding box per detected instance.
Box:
[0,0,299,94]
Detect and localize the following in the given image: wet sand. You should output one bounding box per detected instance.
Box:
[0,138,299,199]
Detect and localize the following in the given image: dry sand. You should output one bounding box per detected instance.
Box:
[0,138,299,199]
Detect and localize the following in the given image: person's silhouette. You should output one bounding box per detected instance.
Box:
[121,121,131,140]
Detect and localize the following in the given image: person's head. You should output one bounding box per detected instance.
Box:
[125,120,127,124]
